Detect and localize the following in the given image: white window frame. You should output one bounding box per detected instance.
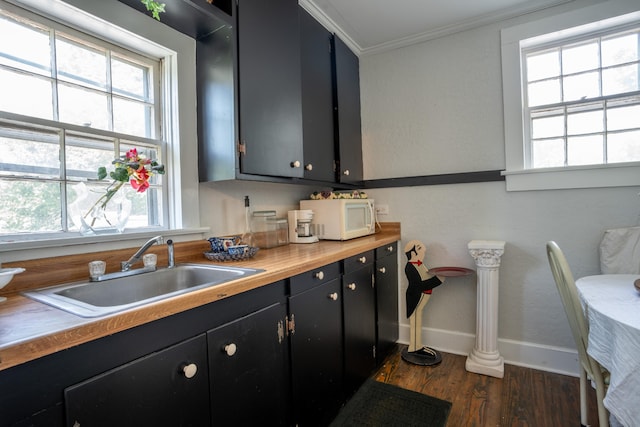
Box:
[501,0,640,191]
[0,0,205,256]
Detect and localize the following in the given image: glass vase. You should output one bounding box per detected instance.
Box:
[69,182,132,235]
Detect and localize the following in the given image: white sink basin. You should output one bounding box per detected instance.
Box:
[23,264,263,317]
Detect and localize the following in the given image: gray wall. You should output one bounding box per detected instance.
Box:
[357,0,640,373]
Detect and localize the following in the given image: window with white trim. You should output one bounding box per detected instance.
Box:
[501,1,640,191]
[0,3,168,238]
[524,27,640,169]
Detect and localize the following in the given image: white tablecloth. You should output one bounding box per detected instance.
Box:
[576,274,640,427]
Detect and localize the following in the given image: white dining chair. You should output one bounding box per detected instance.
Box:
[546,241,609,427]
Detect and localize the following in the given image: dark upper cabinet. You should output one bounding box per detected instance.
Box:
[237,0,304,178]
[332,36,363,184]
[300,8,336,182]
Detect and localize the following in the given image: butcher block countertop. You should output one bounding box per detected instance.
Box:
[0,223,400,371]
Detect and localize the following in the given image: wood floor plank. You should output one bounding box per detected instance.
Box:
[372,345,601,427]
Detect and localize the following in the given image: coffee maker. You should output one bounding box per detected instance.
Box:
[288,210,319,244]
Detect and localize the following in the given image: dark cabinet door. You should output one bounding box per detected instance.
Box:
[289,277,344,427]
[208,301,290,426]
[237,0,303,178]
[300,7,335,182]
[375,243,399,364]
[332,36,363,184]
[343,264,376,396]
[64,334,209,427]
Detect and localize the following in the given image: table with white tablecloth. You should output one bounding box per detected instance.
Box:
[576,274,640,427]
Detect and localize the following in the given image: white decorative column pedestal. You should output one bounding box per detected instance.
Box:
[466,240,506,378]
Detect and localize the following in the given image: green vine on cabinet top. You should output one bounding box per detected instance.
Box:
[141,0,166,20]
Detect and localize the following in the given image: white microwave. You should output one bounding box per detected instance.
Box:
[300,199,375,241]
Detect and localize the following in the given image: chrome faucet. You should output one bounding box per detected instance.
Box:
[121,236,164,271]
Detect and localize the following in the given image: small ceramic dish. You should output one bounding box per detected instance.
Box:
[207,236,241,253]
[0,267,25,302]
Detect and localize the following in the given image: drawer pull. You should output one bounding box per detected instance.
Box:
[386,246,394,252]
[290,160,301,168]
[328,292,338,301]
[358,256,367,263]
[315,271,324,280]
[343,169,350,176]
[182,363,198,379]
[347,283,356,291]
[224,343,237,357]
[379,267,386,274]
[305,163,313,171]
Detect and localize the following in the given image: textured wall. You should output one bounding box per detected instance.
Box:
[359,0,640,372]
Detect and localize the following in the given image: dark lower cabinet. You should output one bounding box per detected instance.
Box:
[375,243,400,364]
[342,253,376,397]
[2,243,398,427]
[207,301,290,426]
[64,334,209,427]
[289,268,344,427]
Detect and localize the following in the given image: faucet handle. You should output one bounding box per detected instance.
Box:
[166,239,175,268]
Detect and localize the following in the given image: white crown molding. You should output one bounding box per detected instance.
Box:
[301,0,575,57]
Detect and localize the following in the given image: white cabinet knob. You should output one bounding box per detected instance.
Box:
[182,363,198,379]
[347,283,356,291]
[315,271,324,280]
[343,169,350,176]
[386,246,394,252]
[379,267,386,274]
[328,292,338,301]
[358,256,367,263]
[290,160,301,168]
[224,343,237,356]
[305,163,313,171]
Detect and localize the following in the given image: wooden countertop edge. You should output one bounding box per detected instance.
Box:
[0,223,401,371]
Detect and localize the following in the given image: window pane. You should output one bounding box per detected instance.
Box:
[532,115,564,138]
[528,79,561,107]
[0,13,51,76]
[0,68,53,119]
[111,57,151,101]
[532,138,564,168]
[602,32,639,67]
[0,126,60,179]
[603,63,639,96]
[607,104,640,131]
[113,97,154,138]
[0,180,62,233]
[527,50,560,81]
[65,134,115,181]
[567,135,603,165]
[567,110,603,135]
[608,130,640,163]
[55,35,107,90]
[58,83,109,129]
[562,41,599,74]
[563,72,600,101]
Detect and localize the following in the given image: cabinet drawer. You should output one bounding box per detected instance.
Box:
[289,262,341,295]
[343,250,374,274]
[375,242,397,260]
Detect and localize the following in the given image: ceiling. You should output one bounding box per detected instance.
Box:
[302,0,571,55]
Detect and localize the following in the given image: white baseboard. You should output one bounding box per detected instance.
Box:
[399,324,580,377]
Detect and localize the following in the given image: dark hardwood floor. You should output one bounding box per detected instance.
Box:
[372,345,600,426]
